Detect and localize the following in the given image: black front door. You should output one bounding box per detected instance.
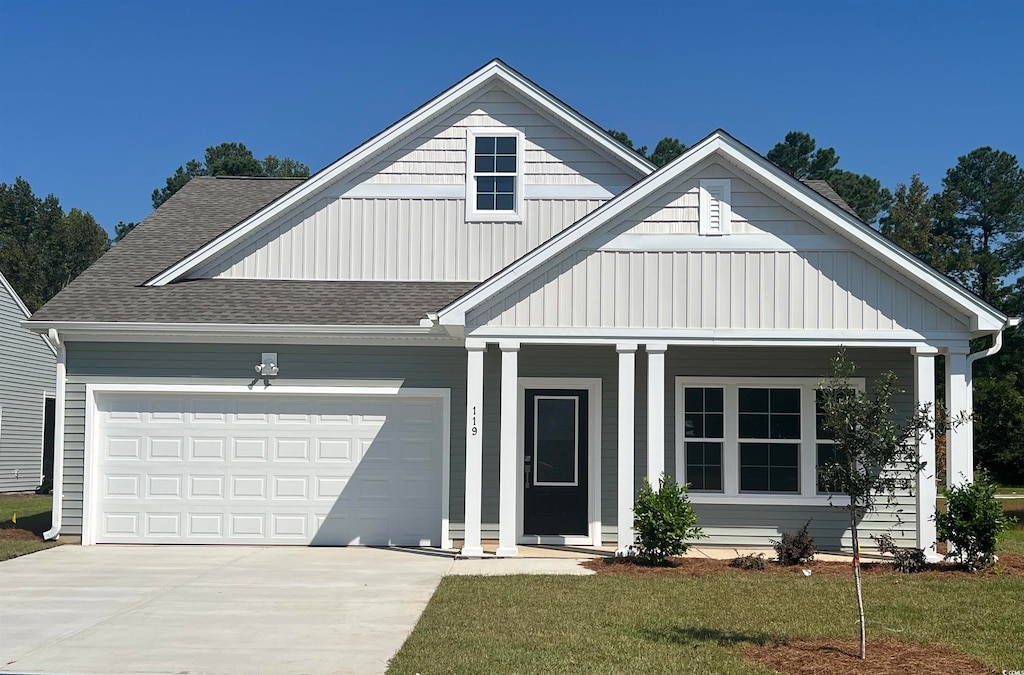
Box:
[523,389,588,536]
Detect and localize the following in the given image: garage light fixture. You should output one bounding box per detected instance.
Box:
[255,352,279,377]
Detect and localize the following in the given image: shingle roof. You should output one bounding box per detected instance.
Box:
[30,177,477,325]
[803,179,860,219]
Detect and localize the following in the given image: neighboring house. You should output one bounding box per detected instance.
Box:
[0,270,56,493]
[28,60,1017,555]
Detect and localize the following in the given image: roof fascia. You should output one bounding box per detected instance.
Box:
[439,132,1006,332]
[146,60,655,287]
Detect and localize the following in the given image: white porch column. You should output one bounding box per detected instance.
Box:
[496,341,520,557]
[617,343,637,554]
[913,346,938,555]
[945,347,971,488]
[646,343,667,484]
[461,341,486,557]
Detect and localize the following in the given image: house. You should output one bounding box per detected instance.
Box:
[27,60,1016,555]
[0,270,56,493]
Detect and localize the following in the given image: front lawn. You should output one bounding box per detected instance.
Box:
[0,494,59,561]
[1000,499,1024,555]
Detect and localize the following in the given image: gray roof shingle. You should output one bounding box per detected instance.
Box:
[30,177,477,325]
[803,179,860,219]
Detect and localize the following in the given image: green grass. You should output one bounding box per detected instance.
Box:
[0,494,59,561]
[389,571,1024,674]
[391,499,1024,674]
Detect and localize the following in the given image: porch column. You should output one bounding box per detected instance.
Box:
[617,343,637,554]
[913,346,938,555]
[945,347,971,487]
[496,341,520,557]
[646,343,667,484]
[461,341,486,557]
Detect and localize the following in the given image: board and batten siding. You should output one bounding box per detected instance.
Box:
[58,342,468,536]
[0,283,55,492]
[468,162,970,334]
[189,84,643,283]
[192,198,604,282]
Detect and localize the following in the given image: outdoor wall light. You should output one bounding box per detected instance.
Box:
[255,352,279,377]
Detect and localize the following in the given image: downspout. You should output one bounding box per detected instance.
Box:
[43,328,66,541]
[963,316,1021,481]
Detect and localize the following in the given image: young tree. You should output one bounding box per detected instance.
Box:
[816,350,934,659]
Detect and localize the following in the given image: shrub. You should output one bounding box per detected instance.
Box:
[936,473,1015,571]
[873,533,928,573]
[631,475,704,565]
[729,552,767,571]
[772,520,816,565]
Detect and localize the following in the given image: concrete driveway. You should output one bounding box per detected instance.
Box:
[0,545,454,675]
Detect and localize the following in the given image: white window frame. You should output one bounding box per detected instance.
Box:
[698,178,731,236]
[465,127,524,223]
[675,377,863,505]
[531,395,580,487]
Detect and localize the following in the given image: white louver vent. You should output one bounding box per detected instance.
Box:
[699,178,731,236]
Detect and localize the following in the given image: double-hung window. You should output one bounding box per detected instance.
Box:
[466,129,523,221]
[676,377,863,502]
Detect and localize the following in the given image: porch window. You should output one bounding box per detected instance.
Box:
[466,129,523,221]
[815,390,844,494]
[675,377,864,502]
[682,387,723,491]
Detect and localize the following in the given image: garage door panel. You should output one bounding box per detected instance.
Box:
[93,393,443,546]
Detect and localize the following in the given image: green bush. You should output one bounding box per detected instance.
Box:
[873,533,928,573]
[631,475,704,565]
[771,520,816,565]
[936,473,1015,571]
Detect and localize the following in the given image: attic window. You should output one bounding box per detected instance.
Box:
[699,179,731,235]
[466,128,523,222]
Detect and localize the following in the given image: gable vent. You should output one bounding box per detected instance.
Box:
[699,178,731,236]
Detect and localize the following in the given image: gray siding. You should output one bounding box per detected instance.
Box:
[59,342,468,536]
[0,282,56,492]
[61,341,917,550]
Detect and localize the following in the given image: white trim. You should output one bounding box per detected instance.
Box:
[945,350,970,487]
[465,326,972,347]
[439,131,1006,332]
[517,377,602,547]
[646,344,666,483]
[82,383,452,548]
[146,60,653,287]
[914,350,938,554]
[531,395,580,487]
[465,127,525,223]
[674,376,865,504]
[324,183,621,200]
[699,178,731,236]
[461,344,485,556]
[43,332,65,540]
[616,345,636,553]
[497,345,520,556]
[597,233,849,252]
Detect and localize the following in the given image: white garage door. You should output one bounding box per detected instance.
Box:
[91,392,444,546]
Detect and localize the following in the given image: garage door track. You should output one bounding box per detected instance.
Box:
[1,545,453,675]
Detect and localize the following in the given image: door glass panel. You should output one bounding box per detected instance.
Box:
[534,397,578,485]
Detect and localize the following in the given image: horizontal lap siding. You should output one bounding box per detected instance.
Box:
[59,342,467,537]
[0,288,56,492]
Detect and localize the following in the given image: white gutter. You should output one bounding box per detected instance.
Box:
[43,329,66,541]
[963,316,1021,480]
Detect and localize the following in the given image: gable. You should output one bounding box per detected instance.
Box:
[443,131,1005,335]
[0,272,56,371]
[189,83,637,282]
[149,60,652,287]
[464,155,975,337]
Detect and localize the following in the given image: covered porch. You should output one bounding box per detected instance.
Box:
[458,340,971,558]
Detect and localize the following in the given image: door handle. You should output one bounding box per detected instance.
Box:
[524,455,532,489]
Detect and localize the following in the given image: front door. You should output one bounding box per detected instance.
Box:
[523,389,588,536]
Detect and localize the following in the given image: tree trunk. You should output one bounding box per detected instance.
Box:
[851,510,866,659]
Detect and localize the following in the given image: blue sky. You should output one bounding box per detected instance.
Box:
[1,1,1022,234]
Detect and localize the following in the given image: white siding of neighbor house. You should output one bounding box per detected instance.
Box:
[0,279,56,492]
[468,161,970,333]
[189,84,642,282]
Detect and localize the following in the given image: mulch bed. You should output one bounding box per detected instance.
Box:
[0,527,43,541]
[582,553,1024,577]
[743,638,995,674]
